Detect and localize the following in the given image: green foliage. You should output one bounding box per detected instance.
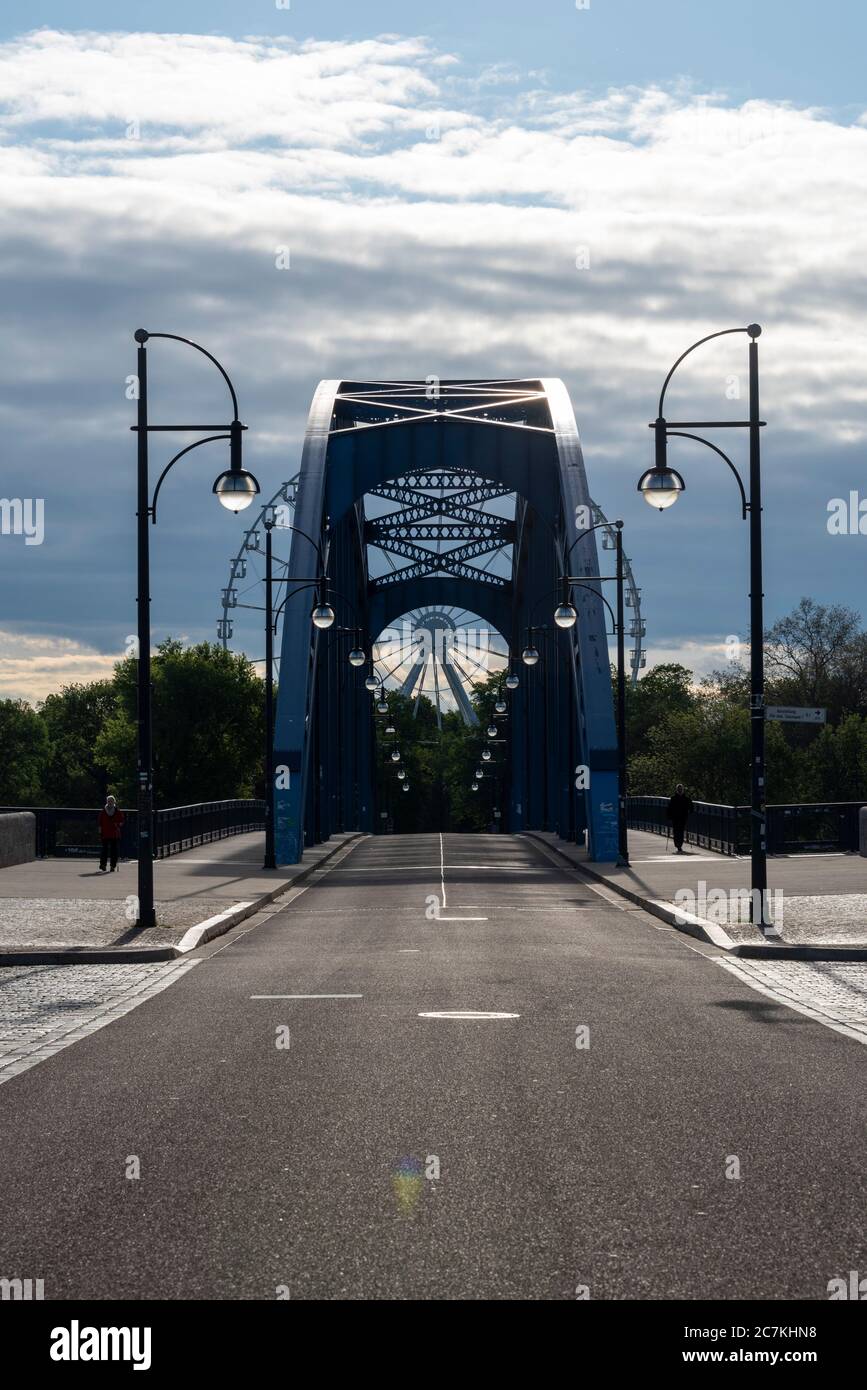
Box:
[624,663,694,751]
[2,595,865,818]
[804,714,867,802]
[622,599,867,805]
[38,681,116,806]
[0,698,49,803]
[95,639,265,807]
[372,671,508,833]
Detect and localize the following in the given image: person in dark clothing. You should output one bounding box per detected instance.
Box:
[666,784,693,853]
[98,795,125,872]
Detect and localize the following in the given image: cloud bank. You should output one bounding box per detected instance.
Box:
[0,29,865,699]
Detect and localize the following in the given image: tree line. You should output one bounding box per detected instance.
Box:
[0,640,264,808]
[626,599,867,804]
[1,598,864,815]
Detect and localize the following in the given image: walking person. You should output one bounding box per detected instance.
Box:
[98,795,125,873]
[666,783,693,854]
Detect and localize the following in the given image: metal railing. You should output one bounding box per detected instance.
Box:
[626,796,748,855]
[152,801,265,858]
[0,800,265,860]
[627,796,867,855]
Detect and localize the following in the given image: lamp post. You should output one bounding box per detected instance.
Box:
[132,329,259,928]
[637,323,772,933]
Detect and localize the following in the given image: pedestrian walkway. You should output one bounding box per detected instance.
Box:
[530,829,867,949]
[0,832,361,958]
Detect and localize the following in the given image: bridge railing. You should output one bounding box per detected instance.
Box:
[627,797,867,855]
[0,800,265,860]
[626,797,748,855]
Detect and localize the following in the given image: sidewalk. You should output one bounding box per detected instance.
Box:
[529,829,867,957]
[0,832,362,962]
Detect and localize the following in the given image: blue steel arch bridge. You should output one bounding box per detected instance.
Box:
[217,379,646,864]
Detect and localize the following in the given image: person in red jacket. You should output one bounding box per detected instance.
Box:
[98,795,125,872]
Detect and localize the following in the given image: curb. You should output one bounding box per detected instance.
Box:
[524,832,867,962]
[0,833,366,967]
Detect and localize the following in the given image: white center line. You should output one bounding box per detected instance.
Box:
[439,832,447,910]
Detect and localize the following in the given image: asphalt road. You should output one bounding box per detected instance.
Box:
[0,832,864,1301]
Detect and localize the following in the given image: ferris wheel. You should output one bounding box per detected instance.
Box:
[216,477,646,716]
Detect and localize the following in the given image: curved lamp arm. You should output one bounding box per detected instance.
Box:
[665,431,748,519]
[150,434,229,522]
[272,579,320,630]
[528,584,566,625]
[565,517,622,569]
[268,518,325,570]
[325,586,362,626]
[141,331,240,421]
[566,580,618,634]
[657,327,749,418]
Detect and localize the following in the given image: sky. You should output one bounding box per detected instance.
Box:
[1,2,866,701]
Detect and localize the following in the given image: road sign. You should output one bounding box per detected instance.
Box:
[766,706,826,724]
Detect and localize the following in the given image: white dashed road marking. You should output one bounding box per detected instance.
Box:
[418,1010,521,1020]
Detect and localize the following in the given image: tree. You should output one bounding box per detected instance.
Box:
[0,699,49,804]
[628,685,810,804]
[624,663,694,755]
[373,691,442,833]
[765,598,866,719]
[805,715,867,802]
[95,639,264,807]
[38,681,116,806]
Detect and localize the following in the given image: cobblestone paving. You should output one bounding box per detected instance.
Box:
[0,897,230,947]
[665,892,867,944]
[717,959,867,1044]
[0,961,198,1083]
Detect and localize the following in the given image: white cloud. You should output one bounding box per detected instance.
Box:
[0,29,864,689]
[0,630,120,704]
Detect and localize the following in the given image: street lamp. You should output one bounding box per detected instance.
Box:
[494,694,507,715]
[475,767,484,780]
[311,602,335,629]
[131,329,259,925]
[365,674,379,693]
[396,768,406,780]
[553,601,578,629]
[471,782,479,791]
[482,748,492,762]
[636,466,685,510]
[505,671,519,690]
[391,748,401,763]
[522,642,540,667]
[639,323,772,933]
[486,724,498,739]
[348,646,366,667]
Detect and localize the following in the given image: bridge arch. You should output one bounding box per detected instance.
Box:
[273,378,620,862]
